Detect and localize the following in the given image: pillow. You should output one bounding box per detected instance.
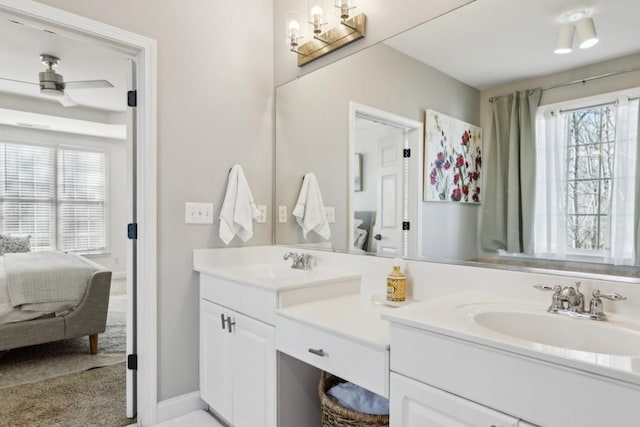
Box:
[0,234,31,255]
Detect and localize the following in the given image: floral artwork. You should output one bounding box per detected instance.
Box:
[424,110,482,203]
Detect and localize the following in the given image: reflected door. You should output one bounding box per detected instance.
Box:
[375,132,404,256]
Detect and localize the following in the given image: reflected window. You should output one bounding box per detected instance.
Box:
[535,92,638,265]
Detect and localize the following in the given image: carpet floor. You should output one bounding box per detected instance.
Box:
[0,294,126,389]
[0,363,132,427]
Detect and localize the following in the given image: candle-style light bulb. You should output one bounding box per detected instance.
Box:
[288,20,300,37]
[310,5,324,34]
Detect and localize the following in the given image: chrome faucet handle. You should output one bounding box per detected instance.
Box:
[592,289,626,301]
[534,284,561,293]
[589,289,627,320]
[283,251,297,260]
[534,284,562,311]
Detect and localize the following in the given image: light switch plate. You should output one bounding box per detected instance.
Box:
[256,205,267,223]
[278,206,288,223]
[325,206,335,223]
[185,202,214,224]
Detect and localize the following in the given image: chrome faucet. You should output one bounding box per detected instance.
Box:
[283,252,313,270]
[534,282,626,321]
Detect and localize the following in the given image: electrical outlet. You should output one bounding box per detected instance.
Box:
[185,202,214,224]
[278,206,288,223]
[325,206,335,223]
[256,205,267,223]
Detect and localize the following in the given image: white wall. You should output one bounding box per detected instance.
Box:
[0,122,127,276]
[274,0,474,86]
[275,43,480,258]
[35,0,274,401]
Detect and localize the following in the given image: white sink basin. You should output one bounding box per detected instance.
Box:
[244,264,308,280]
[472,309,640,357]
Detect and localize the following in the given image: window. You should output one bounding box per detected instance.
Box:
[535,93,638,264]
[0,142,107,253]
[565,104,615,252]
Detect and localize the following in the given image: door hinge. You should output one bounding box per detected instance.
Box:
[127,90,137,107]
[127,223,138,240]
[127,354,138,370]
[402,221,410,231]
[403,148,411,158]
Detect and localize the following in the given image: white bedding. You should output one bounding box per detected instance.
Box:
[0,257,48,325]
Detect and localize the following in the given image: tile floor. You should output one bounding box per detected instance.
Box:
[151,410,223,427]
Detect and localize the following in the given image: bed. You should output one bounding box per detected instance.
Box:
[0,251,112,355]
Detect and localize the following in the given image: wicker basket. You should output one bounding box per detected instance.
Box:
[318,372,389,427]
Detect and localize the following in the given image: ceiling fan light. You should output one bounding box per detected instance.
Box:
[554,23,574,55]
[576,17,598,49]
[40,87,64,97]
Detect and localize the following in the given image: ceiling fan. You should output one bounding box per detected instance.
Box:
[0,54,114,107]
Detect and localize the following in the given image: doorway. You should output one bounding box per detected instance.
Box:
[348,103,423,258]
[0,1,157,424]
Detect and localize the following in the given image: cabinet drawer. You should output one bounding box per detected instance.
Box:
[276,314,389,397]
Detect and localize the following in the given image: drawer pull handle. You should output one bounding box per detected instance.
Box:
[308,348,325,357]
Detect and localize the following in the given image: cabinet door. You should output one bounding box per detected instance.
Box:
[200,299,233,423]
[232,311,276,427]
[390,373,519,427]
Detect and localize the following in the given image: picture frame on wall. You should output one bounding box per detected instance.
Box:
[424,110,482,203]
[354,153,363,192]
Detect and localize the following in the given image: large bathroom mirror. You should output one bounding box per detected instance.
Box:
[275,0,640,279]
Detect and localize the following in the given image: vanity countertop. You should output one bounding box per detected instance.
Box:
[194,262,361,292]
[382,292,640,386]
[276,293,406,350]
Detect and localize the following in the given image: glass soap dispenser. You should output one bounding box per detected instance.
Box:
[386,259,406,302]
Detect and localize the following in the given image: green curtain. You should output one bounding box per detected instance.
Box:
[481,89,541,254]
[635,104,640,265]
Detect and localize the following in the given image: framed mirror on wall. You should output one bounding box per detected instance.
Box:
[275,0,640,281]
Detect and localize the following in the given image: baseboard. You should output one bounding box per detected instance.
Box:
[156,391,207,423]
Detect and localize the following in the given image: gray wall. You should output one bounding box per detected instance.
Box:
[275,43,480,260]
[36,0,274,401]
[274,0,475,86]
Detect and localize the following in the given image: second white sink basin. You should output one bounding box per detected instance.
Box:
[472,308,640,357]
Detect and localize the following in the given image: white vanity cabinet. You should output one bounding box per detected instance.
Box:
[390,373,520,427]
[197,266,360,427]
[200,298,275,427]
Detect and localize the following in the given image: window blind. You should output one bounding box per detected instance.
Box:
[58,149,106,252]
[0,142,107,253]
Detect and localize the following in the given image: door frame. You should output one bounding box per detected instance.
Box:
[348,102,423,257]
[0,0,158,424]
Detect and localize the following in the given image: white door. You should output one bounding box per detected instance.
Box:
[200,300,234,424]
[232,312,276,427]
[390,373,519,427]
[375,133,404,256]
[125,57,137,419]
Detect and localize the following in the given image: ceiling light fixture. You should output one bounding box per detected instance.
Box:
[575,17,599,49]
[554,23,574,55]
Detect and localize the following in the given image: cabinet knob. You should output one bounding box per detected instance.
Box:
[308,348,325,357]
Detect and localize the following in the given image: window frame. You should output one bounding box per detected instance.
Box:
[0,139,110,254]
[536,87,640,262]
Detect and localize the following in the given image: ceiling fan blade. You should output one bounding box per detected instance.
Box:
[0,76,38,86]
[64,80,114,90]
[58,93,78,107]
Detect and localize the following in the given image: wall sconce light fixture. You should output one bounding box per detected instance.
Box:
[287,0,366,67]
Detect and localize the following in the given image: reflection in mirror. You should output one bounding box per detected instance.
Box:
[275,0,640,279]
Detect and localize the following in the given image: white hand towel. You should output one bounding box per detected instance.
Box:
[292,173,331,240]
[219,165,261,245]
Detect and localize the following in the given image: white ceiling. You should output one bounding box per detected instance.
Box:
[385,0,640,90]
[0,15,129,112]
